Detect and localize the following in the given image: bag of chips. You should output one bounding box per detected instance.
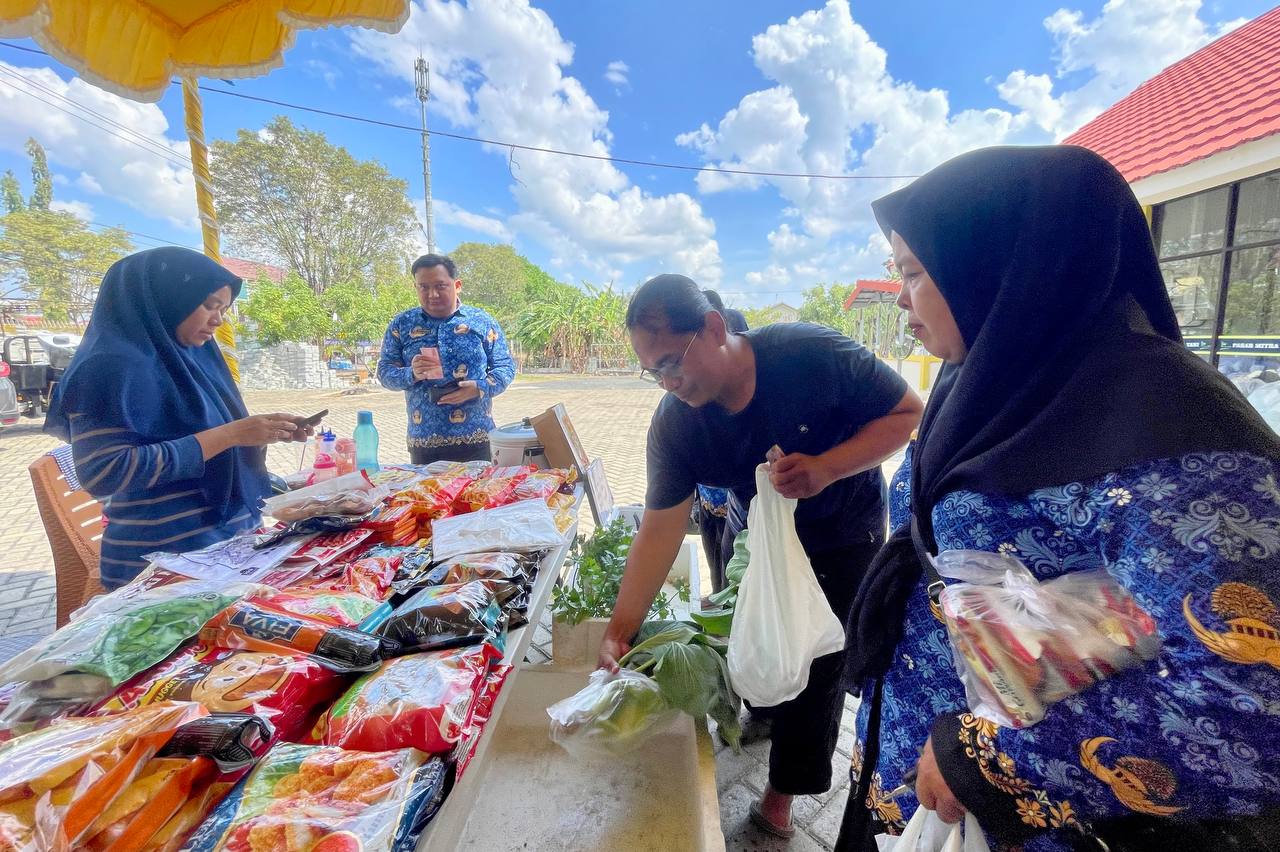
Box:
[511,468,572,501]
[438,551,539,586]
[249,588,383,629]
[184,743,427,852]
[456,466,535,513]
[392,474,473,520]
[0,701,207,850]
[377,582,507,654]
[454,663,512,779]
[0,580,261,728]
[319,644,499,754]
[200,600,398,674]
[96,645,345,744]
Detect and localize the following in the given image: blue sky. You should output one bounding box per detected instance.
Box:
[0,0,1273,307]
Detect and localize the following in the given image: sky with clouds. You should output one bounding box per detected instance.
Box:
[0,0,1271,306]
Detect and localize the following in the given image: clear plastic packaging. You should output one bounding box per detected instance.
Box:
[376,581,507,654]
[547,668,681,759]
[320,644,499,755]
[935,550,1161,728]
[430,498,566,562]
[262,471,385,522]
[0,701,208,850]
[0,579,260,727]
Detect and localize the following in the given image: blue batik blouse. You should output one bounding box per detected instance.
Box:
[854,443,1280,849]
[377,303,516,451]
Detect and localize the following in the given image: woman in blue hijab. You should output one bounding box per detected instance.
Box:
[46,247,311,589]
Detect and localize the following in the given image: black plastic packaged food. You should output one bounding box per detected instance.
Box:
[201,600,400,672]
[377,581,507,654]
[157,712,274,772]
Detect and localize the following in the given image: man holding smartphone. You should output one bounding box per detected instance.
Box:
[377,254,516,464]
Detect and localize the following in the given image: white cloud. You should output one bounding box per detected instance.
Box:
[350,0,721,284]
[431,198,512,241]
[304,59,341,89]
[680,0,1243,290]
[49,199,93,221]
[998,0,1241,137]
[0,61,196,228]
[604,60,629,88]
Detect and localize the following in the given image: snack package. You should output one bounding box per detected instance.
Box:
[80,755,219,852]
[377,582,507,654]
[200,601,397,673]
[390,757,450,852]
[261,471,382,523]
[511,467,574,501]
[388,546,436,596]
[437,551,539,586]
[0,580,260,727]
[392,474,473,521]
[454,663,512,779]
[96,646,345,743]
[156,713,274,773]
[430,499,566,562]
[183,743,427,852]
[935,550,1162,728]
[319,644,500,754]
[249,588,383,628]
[455,466,535,513]
[292,555,400,604]
[0,701,207,850]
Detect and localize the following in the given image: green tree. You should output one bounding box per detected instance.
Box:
[323,276,417,363]
[238,271,330,346]
[797,283,857,337]
[512,276,628,371]
[212,116,416,295]
[1,171,22,214]
[25,138,52,212]
[0,208,130,319]
[449,242,532,319]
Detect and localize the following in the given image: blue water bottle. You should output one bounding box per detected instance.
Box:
[354,410,380,473]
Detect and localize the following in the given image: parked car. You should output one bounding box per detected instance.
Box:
[1,333,80,420]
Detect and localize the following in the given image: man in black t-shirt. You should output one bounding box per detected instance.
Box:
[599,274,922,837]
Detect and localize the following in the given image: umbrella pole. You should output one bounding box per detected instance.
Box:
[182,77,240,382]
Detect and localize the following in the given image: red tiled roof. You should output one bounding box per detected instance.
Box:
[843,279,901,311]
[1064,7,1280,183]
[222,257,286,284]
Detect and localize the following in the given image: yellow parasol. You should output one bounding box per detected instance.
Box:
[0,0,410,380]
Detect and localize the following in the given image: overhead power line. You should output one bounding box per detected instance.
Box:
[0,40,919,182]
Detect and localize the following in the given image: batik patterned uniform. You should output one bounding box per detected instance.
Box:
[377,304,515,452]
[854,443,1280,849]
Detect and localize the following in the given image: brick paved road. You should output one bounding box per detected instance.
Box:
[0,373,911,851]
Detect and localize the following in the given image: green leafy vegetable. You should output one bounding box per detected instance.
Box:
[689,530,749,637]
[551,516,681,625]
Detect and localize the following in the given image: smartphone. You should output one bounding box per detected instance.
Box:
[428,382,461,403]
[300,409,329,428]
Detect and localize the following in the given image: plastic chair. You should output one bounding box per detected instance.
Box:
[28,454,104,627]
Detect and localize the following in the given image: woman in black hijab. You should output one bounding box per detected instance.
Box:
[836,146,1280,851]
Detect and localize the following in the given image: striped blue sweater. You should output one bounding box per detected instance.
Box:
[69,414,258,589]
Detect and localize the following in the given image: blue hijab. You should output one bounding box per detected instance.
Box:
[46,247,269,523]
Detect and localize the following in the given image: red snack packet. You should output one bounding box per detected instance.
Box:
[454,663,512,779]
[95,645,344,743]
[318,644,499,755]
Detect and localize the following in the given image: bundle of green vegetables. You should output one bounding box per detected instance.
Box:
[690,529,748,637]
[548,619,742,755]
[551,515,687,625]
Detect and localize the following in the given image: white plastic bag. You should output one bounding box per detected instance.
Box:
[877,809,990,852]
[1248,381,1280,434]
[547,668,680,758]
[431,498,566,561]
[727,465,845,706]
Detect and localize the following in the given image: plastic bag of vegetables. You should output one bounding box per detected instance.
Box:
[547,669,679,758]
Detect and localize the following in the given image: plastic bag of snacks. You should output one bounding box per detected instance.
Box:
[0,701,207,850]
[935,550,1161,728]
[511,467,574,501]
[182,743,427,852]
[438,551,540,586]
[249,588,384,629]
[200,601,397,674]
[0,580,260,727]
[454,663,512,779]
[294,555,400,603]
[97,646,345,743]
[377,582,507,654]
[318,644,500,754]
[392,474,473,521]
[455,466,535,513]
[431,499,566,561]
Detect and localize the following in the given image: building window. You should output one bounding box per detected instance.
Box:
[1153,170,1280,374]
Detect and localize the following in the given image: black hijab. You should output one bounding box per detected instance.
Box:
[845,145,1280,686]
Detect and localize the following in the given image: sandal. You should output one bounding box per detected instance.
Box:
[749,801,796,840]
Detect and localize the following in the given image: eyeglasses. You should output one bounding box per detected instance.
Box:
[639,331,699,385]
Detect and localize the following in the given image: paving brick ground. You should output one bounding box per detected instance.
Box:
[0,372,911,850]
